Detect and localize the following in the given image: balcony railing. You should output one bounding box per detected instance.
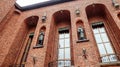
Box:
[9,54,120,67]
[48,60,74,67]
[100,54,120,66]
[100,54,118,63]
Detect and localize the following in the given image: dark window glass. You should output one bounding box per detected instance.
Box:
[21,32,34,66]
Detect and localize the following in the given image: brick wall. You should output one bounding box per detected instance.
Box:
[0,0,120,67]
[0,0,16,22]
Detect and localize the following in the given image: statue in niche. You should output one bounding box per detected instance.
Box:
[38,31,44,45]
[78,27,86,40]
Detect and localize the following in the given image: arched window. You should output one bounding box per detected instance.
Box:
[48,10,74,67]
[86,4,120,65]
[20,16,39,66]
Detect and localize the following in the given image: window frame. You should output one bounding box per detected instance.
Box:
[57,28,71,67]
[91,22,118,63]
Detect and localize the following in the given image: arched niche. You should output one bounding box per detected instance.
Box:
[16,16,39,66]
[76,20,84,29]
[24,16,39,28]
[117,13,120,20]
[33,26,46,48]
[40,26,46,32]
[86,4,120,64]
[76,20,87,41]
[45,10,74,67]
[53,10,71,26]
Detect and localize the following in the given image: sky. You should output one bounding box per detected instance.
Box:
[16,0,50,7]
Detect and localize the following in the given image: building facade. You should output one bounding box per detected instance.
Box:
[0,0,120,67]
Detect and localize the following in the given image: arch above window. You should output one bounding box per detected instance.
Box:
[53,10,71,24]
[24,16,39,27]
[86,4,106,19]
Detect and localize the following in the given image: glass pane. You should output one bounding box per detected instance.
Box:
[109,54,117,62]
[99,27,105,33]
[65,48,70,59]
[59,39,64,48]
[59,34,64,39]
[65,33,69,38]
[104,43,114,54]
[58,29,71,67]
[95,34,102,43]
[97,44,107,56]
[58,49,64,59]
[93,28,99,34]
[101,56,109,62]
[58,61,64,67]
[101,33,109,42]
[65,39,70,47]
[65,60,71,66]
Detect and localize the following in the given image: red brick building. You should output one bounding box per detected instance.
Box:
[0,0,120,67]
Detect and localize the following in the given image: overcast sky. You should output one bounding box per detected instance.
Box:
[16,0,50,7]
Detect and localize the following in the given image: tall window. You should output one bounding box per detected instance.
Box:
[92,22,118,63]
[58,28,71,67]
[21,32,34,66]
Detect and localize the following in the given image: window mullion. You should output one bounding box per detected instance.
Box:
[98,27,111,62]
[64,32,65,66]
[58,29,71,66]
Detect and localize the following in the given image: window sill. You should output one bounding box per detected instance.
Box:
[99,61,120,66]
[33,45,44,49]
[76,39,89,43]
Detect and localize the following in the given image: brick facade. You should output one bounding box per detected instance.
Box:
[0,0,16,22]
[0,0,120,67]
